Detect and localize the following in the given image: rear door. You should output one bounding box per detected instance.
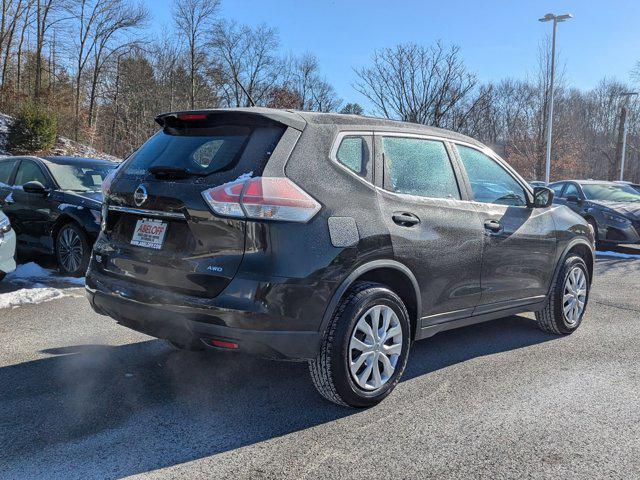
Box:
[374,133,484,324]
[453,144,557,309]
[102,113,288,297]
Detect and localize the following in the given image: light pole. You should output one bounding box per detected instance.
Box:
[539,13,572,184]
[619,92,638,181]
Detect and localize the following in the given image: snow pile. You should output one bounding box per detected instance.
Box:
[0,262,85,310]
[0,286,68,309]
[5,262,85,286]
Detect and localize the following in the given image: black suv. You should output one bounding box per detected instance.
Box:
[0,156,116,276]
[549,180,640,248]
[86,108,595,407]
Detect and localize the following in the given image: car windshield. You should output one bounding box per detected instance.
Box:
[582,183,640,202]
[48,163,116,192]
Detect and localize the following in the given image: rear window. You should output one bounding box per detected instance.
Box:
[123,125,283,177]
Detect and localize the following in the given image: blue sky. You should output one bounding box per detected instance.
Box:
[143,0,640,110]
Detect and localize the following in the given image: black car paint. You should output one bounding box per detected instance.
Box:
[0,156,111,255]
[86,108,594,360]
[549,180,640,245]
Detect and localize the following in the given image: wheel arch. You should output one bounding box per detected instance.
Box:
[320,260,422,340]
[51,214,86,245]
[552,238,595,290]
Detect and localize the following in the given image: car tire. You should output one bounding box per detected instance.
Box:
[535,254,590,335]
[55,223,91,277]
[309,281,411,407]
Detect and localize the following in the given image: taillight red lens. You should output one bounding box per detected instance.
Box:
[201,181,245,218]
[201,177,321,223]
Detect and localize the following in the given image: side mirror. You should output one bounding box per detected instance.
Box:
[532,186,554,208]
[22,181,49,195]
[566,194,581,204]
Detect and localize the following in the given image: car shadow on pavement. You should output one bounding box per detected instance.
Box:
[0,314,557,478]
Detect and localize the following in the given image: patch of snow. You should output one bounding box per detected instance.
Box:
[0,262,85,309]
[234,171,254,182]
[0,287,69,309]
[5,261,85,286]
[596,250,640,260]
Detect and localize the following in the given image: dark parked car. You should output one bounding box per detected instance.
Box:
[549,180,640,248]
[529,180,547,188]
[86,108,595,407]
[0,156,116,276]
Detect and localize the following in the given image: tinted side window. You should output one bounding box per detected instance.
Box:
[550,182,566,197]
[336,136,369,178]
[458,146,527,206]
[563,183,580,198]
[14,161,49,186]
[0,160,16,184]
[382,137,460,199]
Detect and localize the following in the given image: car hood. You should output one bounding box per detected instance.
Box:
[58,190,103,209]
[589,200,640,220]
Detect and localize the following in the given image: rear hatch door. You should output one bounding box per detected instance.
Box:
[102,111,288,297]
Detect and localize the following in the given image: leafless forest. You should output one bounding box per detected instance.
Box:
[1,0,639,182]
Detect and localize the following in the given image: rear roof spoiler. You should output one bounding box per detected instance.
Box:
[155,107,306,131]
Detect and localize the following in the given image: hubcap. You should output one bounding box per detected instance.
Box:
[563,267,587,325]
[58,228,83,273]
[349,305,403,391]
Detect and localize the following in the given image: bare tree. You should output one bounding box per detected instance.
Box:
[211,20,284,107]
[282,53,341,112]
[67,0,147,139]
[172,0,219,109]
[354,42,479,126]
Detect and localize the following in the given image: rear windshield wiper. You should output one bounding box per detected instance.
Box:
[148,165,197,179]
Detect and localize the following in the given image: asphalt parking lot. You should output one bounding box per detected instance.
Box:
[1,250,639,479]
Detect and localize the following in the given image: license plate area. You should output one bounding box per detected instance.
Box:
[131,218,168,250]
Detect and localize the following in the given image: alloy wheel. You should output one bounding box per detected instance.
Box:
[563,266,587,325]
[58,227,84,274]
[348,305,403,391]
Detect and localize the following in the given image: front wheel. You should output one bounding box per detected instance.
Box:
[56,223,91,277]
[535,254,590,334]
[309,282,411,407]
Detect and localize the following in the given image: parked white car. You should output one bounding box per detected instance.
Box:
[0,210,16,282]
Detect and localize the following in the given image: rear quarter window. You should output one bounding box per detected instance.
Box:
[335,135,372,181]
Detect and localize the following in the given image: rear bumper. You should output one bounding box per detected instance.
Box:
[0,229,16,274]
[85,267,325,360]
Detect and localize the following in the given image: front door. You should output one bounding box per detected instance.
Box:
[375,134,484,324]
[11,160,55,251]
[454,144,557,309]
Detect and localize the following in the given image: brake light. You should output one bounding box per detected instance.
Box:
[178,113,208,121]
[201,177,321,223]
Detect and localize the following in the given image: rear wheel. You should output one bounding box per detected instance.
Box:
[309,282,411,407]
[535,254,590,334]
[56,223,91,277]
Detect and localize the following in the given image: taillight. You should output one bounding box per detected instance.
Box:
[201,177,321,223]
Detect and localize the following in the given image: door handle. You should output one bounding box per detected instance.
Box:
[392,212,420,227]
[484,219,503,234]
